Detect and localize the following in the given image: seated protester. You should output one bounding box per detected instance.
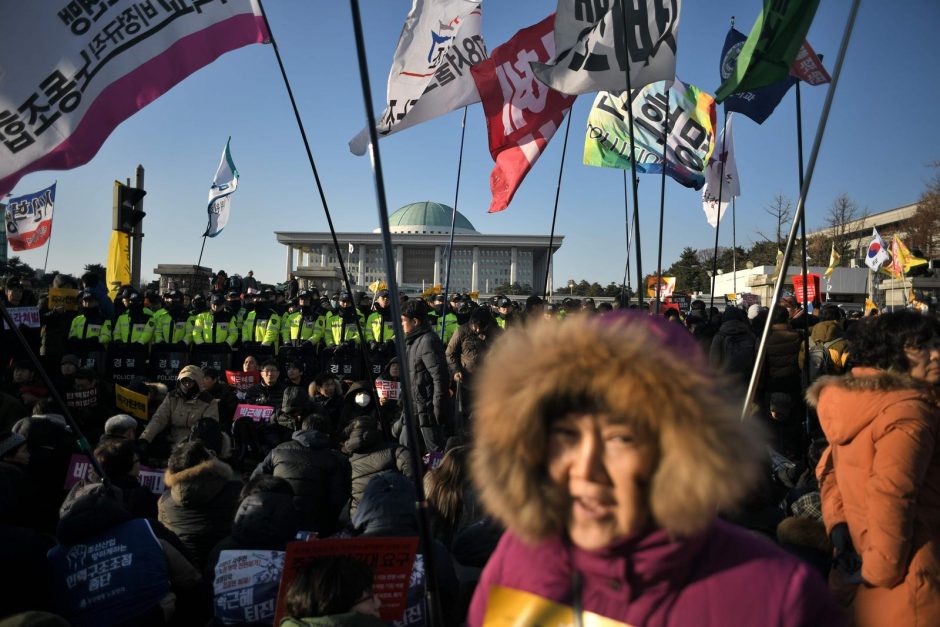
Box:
[206,476,300,627]
[94,438,157,519]
[0,389,27,432]
[343,417,413,518]
[251,414,350,537]
[423,445,484,550]
[352,473,459,626]
[49,482,201,627]
[374,358,401,434]
[62,367,114,444]
[202,367,239,433]
[336,383,377,446]
[2,360,49,413]
[281,556,385,627]
[284,359,312,396]
[0,431,35,528]
[12,404,77,533]
[309,374,344,432]
[98,413,139,445]
[158,442,242,570]
[140,365,220,461]
[244,359,287,410]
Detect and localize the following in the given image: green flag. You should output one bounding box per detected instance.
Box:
[715,0,820,103]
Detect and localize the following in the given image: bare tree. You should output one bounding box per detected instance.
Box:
[826,193,864,263]
[906,163,940,258]
[756,194,793,248]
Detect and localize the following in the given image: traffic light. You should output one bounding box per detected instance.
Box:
[112,181,146,232]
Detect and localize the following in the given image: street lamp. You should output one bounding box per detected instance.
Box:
[567,279,575,295]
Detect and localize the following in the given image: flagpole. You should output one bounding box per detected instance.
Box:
[348,2,443,624]
[794,79,812,439]
[708,108,730,311]
[742,0,861,419]
[732,197,737,294]
[542,111,573,299]
[620,170,633,306]
[440,107,468,342]
[654,87,672,314]
[619,1,644,309]
[257,0,384,440]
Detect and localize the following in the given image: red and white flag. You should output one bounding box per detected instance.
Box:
[789,40,831,86]
[0,1,269,196]
[471,14,576,213]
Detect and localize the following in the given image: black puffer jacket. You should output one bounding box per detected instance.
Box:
[764,323,802,381]
[343,419,413,516]
[205,487,299,579]
[251,429,350,535]
[158,458,241,568]
[403,325,450,429]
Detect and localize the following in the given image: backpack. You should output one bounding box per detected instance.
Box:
[722,331,756,379]
[807,338,841,383]
[188,417,224,456]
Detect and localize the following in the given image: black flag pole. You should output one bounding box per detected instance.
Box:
[542,111,573,299]
[257,0,383,429]
[348,1,443,624]
[440,106,468,342]
[654,87,672,314]
[620,0,644,309]
[742,0,862,419]
[620,170,633,305]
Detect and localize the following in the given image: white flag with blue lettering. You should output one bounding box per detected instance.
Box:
[205,138,239,237]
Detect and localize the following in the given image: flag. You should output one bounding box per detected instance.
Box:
[106,230,131,301]
[864,298,877,314]
[824,244,840,278]
[368,281,387,293]
[0,1,268,197]
[205,138,239,238]
[348,242,355,254]
[531,0,681,96]
[715,0,821,102]
[5,182,55,250]
[770,249,784,281]
[646,276,676,299]
[583,79,716,190]
[701,114,739,227]
[348,0,485,156]
[790,40,830,85]
[470,14,576,213]
[865,228,890,271]
[890,234,927,277]
[718,28,795,124]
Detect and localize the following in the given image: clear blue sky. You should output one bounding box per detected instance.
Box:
[8,0,940,290]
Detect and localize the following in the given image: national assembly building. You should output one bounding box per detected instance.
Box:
[276,201,563,295]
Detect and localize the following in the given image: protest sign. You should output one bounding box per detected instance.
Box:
[48,287,80,311]
[483,585,630,626]
[64,453,165,494]
[375,380,401,401]
[233,404,275,423]
[3,306,40,329]
[115,384,149,421]
[273,537,418,625]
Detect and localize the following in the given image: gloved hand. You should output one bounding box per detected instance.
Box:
[830,523,862,577]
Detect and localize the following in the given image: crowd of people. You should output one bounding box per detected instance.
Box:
[0,268,938,626]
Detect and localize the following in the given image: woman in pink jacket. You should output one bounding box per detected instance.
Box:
[468,312,842,626]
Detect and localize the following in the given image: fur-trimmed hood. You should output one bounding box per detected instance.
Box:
[164,458,234,507]
[471,313,763,543]
[806,367,935,445]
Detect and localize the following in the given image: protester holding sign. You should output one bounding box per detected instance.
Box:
[468,313,840,626]
[140,365,220,460]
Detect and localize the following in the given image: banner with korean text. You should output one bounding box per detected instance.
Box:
[0,0,269,196]
[5,183,56,250]
[583,80,715,190]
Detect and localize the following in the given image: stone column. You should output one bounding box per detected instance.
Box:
[285,245,294,279]
[395,245,404,284]
[320,244,328,267]
[358,245,365,287]
[510,246,518,285]
[471,246,480,292]
[433,246,441,285]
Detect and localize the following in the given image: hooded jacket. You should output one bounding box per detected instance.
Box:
[469,314,839,626]
[158,458,241,568]
[141,366,219,447]
[343,419,413,516]
[798,319,849,373]
[252,429,350,535]
[445,321,501,379]
[810,368,940,627]
[403,325,449,432]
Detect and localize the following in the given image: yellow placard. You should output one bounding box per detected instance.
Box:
[106,230,131,301]
[47,287,80,311]
[368,280,388,294]
[483,586,632,627]
[468,291,480,301]
[115,384,149,421]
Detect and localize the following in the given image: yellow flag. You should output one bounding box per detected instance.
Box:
[106,230,131,301]
[483,586,632,627]
[893,235,927,273]
[770,249,784,281]
[368,280,387,293]
[824,244,840,278]
[865,298,878,314]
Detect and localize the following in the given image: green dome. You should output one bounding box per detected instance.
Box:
[380,201,478,234]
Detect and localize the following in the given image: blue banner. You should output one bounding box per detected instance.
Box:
[719,28,795,124]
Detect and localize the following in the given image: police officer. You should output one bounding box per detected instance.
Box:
[192,293,239,349]
[241,291,280,350]
[153,290,193,348]
[68,289,112,350]
[494,295,517,329]
[366,289,396,346]
[112,292,156,346]
[325,292,366,347]
[226,290,246,330]
[282,289,327,348]
[428,293,458,344]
